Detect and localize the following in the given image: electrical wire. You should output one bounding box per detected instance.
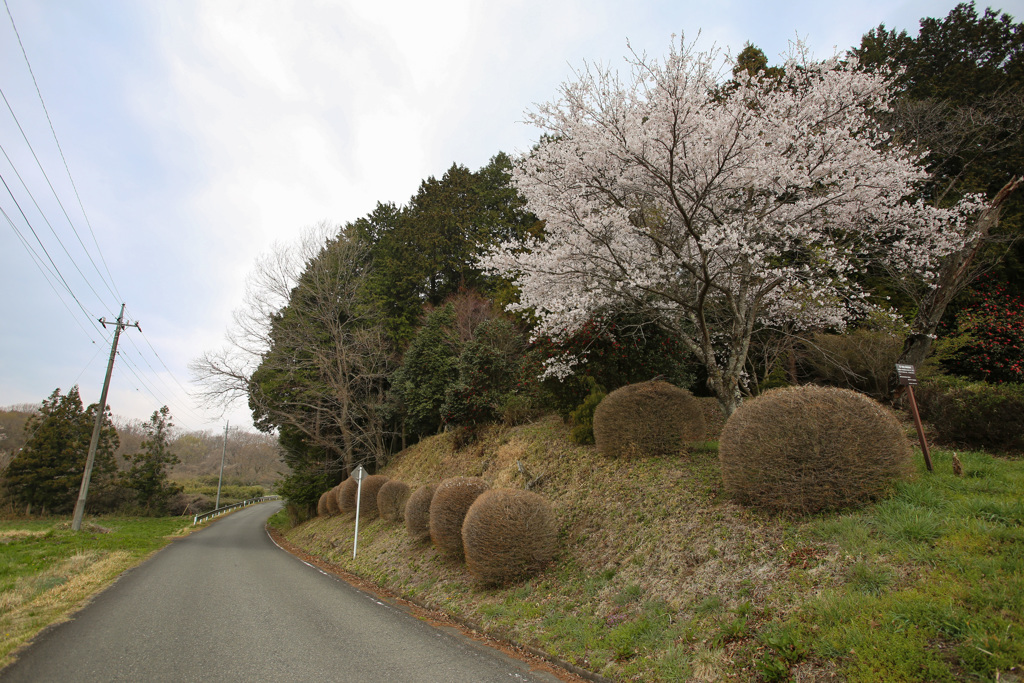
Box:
[3,0,123,303]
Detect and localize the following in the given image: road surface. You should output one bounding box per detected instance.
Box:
[1,502,561,682]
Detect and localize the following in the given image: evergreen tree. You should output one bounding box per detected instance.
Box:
[120,406,182,514]
[2,387,118,514]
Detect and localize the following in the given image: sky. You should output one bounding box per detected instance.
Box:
[1,0,1019,434]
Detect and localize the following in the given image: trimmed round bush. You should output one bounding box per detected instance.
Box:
[405,484,436,542]
[317,491,332,517]
[719,385,914,513]
[356,475,389,521]
[378,480,411,523]
[324,484,341,516]
[593,380,706,457]
[337,477,357,514]
[462,489,558,585]
[429,477,490,557]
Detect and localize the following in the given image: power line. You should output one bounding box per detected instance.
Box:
[1,141,117,311]
[0,86,120,304]
[2,0,122,302]
[1,203,101,343]
[0,170,99,326]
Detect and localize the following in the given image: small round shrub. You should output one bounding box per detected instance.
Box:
[719,385,914,513]
[324,484,341,516]
[338,477,358,514]
[593,380,705,457]
[317,491,331,517]
[405,484,436,542]
[353,474,389,521]
[429,477,490,557]
[569,385,606,445]
[377,480,411,522]
[462,489,558,585]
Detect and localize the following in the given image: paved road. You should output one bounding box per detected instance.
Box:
[1,502,560,682]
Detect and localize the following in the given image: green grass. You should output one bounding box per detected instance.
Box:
[282,418,1024,682]
[0,515,192,667]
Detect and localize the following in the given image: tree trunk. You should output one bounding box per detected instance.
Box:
[893,176,1021,389]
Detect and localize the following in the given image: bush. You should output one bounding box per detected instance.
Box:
[429,477,490,557]
[317,491,331,517]
[377,480,410,522]
[338,477,358,514]
[801,324,906,400]
[405,484,436,542]
[354,475,389,521]
[593,380,705,457]
[499,394,542,426]
[940,277,1024,384]
[569,384,606,445]
[719,385,914,513]
[324,484,341,515]
[915,377,1024,453]
[462,489,558,585]
[166,492,214,516]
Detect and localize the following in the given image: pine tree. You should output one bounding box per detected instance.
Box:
[3,387,118,514]
[120,406,182,514]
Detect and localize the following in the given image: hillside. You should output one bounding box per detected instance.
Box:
[282,415,1024,682]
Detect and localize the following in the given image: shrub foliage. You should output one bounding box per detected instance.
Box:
[916,377,1024,453]
[593,380,705,457]
[377,480,411,522]
[462,488,558,585]
[719,385,914,512]
[429,477,489,556]
[317,491,331,517]
[405,484,436,543]
[324,484,341,515]
[337,477,358,514]
[354,474,389,521]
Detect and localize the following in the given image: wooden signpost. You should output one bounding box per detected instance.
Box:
[352,465,368,559]
[896,364,933,472]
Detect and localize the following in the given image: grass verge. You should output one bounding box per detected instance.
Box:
[0,516,193,668]
[282,416,1024,682]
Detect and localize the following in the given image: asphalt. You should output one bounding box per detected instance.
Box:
[0,501,561,682]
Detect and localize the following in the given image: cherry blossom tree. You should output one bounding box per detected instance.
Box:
[485,39,983,415]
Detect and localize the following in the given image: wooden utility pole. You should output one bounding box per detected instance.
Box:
[72,304,140,531]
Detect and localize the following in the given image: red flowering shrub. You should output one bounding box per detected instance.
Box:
[943,278,1024,384]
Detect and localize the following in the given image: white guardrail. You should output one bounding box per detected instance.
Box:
[192,495,281,526]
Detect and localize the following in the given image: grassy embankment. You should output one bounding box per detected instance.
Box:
[281,415,1024,682]
[0,516,194,667]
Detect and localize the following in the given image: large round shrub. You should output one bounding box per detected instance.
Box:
[324,484,341,516]
[355,475,389,521]
[719,385,914,513]
[337,477,358,514]
[429,477,489,557]
[593,380,705,457]
[462,489,558,585]
[405,484,436,542]
[317,491,331,517]
[377,480,411,522]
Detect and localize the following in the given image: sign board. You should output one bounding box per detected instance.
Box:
[352,464,368,483]
[895,364,918,386]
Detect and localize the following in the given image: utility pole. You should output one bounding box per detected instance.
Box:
[72,304,140,531]
[215,421,228,509]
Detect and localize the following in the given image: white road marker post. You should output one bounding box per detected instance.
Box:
[352,465,368,559]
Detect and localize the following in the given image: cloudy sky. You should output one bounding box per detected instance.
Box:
[1,0,1015,433]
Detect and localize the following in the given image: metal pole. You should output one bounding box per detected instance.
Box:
[353,477,362,559]
[72,304,137,531]
[215,421,228,509]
